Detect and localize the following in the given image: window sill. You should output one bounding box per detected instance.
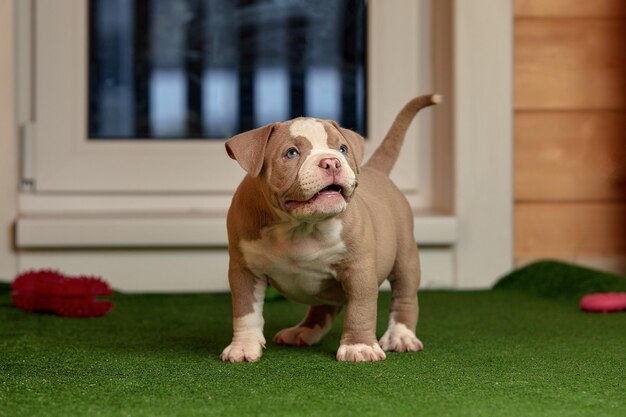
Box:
[16,211,457,249]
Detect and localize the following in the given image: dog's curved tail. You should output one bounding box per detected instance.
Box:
[364,94,441,176]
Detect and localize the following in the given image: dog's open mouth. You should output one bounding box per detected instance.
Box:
[285,184,347,210]
[318,184,343,195]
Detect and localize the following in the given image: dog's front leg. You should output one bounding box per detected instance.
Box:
[337,271,386,362]
[220,263,267,363]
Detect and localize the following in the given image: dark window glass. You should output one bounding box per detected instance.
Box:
[88,0,367,140]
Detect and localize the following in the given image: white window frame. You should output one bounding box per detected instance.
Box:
[11,0,514,290]
[20,0,434,203]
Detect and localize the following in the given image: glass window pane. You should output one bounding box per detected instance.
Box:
[88,0,367,140]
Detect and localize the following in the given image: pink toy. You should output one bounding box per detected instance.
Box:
[11,270,113,318]
[580,292,626,313]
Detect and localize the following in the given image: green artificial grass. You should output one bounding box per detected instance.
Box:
[1,261,625,417]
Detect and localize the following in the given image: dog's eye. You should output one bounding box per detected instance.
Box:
[339,145,349,154]
[285,148,300,159]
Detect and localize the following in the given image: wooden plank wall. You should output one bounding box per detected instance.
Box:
[514,0,626,273]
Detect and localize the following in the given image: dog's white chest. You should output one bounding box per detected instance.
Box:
[240,218,346,304]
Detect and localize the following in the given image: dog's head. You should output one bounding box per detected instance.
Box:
[226,118,365,220]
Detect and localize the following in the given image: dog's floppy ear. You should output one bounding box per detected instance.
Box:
[331,121,365,173]
[225,124,276,177]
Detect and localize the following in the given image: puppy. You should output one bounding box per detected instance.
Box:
[221,94,440,362]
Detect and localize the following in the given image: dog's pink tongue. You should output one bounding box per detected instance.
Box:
[318,184,342,196]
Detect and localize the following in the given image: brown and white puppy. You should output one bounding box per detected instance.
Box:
[220,94,440,362]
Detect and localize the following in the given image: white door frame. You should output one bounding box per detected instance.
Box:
[452,0,513,288]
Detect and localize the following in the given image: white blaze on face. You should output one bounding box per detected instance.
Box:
[289,118,329,152]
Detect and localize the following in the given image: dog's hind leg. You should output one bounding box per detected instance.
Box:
[274,305,341,346]
[379,239,424,352]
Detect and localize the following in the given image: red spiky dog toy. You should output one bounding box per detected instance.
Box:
[11,270,113,318]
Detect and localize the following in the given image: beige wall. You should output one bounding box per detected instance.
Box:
[0,0,18,281]
[514,0,626,273]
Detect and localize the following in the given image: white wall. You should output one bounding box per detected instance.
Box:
[453,0,513,288]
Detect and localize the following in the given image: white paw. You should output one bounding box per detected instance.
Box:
[379,322,424,352]
[336,343,386,362]
[220,336,266,362]
[274,325,325,346]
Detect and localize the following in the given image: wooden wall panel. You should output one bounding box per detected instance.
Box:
[516,203,626,257]
[515,20,626,110]
[515,112,626,201]
[516,0,626,18]
[514,0,626,271]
